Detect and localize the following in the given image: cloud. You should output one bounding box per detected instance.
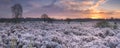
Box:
[0,0,119,19]
[25,0,113,19]
[55,0,94,11]
[28,1,42,8]
[90,0,108,9]
[55,0,108,12]
[0,0,12,3]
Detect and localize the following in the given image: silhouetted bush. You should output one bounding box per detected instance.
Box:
[41,14,53,23]
[41,14,49,22]
[65,18,71,24]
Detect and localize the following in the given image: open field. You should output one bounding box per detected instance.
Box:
[0,21,120,48]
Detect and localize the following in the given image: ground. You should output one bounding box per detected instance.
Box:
[0,21,120,48]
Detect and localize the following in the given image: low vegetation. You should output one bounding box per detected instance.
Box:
[95,21,111,28]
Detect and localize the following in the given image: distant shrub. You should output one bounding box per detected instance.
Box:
[41,14,53,23]
[65,18,71,24]
[113,22,118,29]
[47,18,54,23]
[95,21,110,28]
[11,18,21,23]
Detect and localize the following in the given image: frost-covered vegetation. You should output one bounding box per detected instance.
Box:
[0,21,120,48]
[95,21,111,28]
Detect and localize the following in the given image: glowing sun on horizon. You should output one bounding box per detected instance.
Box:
[90,14,105,19]
[91,16,101,19]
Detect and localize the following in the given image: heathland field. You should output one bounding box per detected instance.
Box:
[0,21,120,48]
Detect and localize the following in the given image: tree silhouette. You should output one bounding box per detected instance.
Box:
[41,14,49,22]
[11,4,23,23]
[41,14,49,19]
[41,14,53,23]
[11,4,23,18]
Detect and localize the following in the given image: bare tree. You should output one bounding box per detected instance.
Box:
[41,14,49,22]
[11,4,23,18]
[41,14,49,19]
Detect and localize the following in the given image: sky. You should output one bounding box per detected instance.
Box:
[0,0,120,19]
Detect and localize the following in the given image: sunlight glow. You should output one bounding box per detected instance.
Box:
[90,15,102,19]
[90,13,105,19]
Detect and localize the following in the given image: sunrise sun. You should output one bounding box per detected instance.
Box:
[90,14,105,19]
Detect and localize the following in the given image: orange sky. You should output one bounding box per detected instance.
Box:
[0,0,120,19]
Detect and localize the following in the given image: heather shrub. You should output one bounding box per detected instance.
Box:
[95,21,110,28]
[113,22,118,29]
